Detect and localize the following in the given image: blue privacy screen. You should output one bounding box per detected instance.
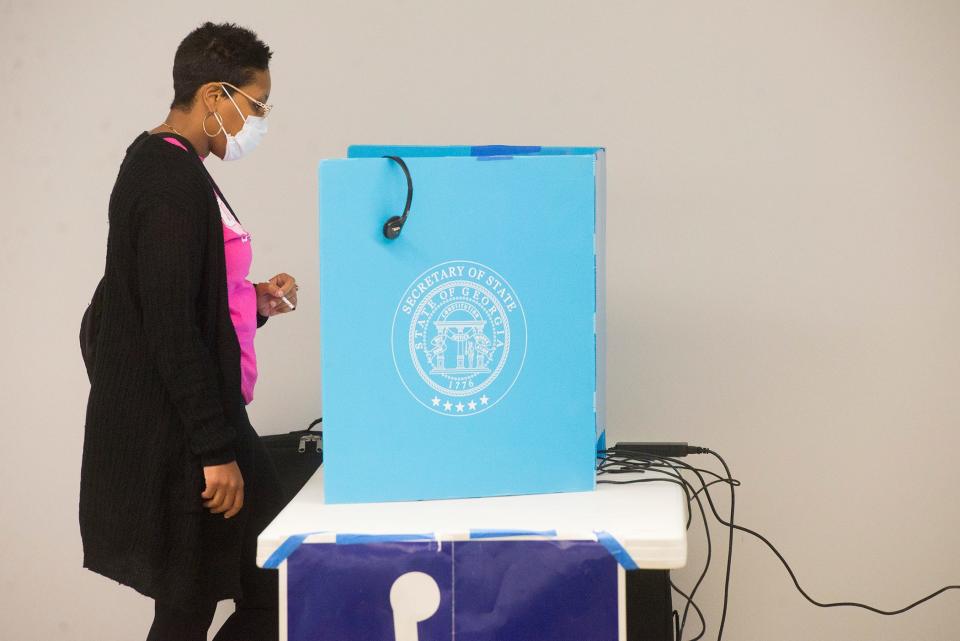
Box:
[320,145,606,503]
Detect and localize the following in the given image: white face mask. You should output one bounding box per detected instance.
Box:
[213,83,268,161]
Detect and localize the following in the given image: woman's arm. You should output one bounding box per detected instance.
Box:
[135,195,237,465]
[255,274,298,317]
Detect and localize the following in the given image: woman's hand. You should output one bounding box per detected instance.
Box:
[255,273,298,317]
[201,460,245,519]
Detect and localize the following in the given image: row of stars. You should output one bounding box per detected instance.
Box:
[431,395,490,412]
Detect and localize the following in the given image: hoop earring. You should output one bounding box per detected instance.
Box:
[203,111,224,138]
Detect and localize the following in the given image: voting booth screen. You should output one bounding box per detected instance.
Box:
[319,146,606,503]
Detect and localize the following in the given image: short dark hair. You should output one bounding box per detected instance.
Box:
[170,21,273,110]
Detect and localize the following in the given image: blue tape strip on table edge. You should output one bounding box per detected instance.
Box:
[262,529,638,570]
[335,533,436,545]
[262,531,326,569]
[469,529,558,539]
[593,530,639,570]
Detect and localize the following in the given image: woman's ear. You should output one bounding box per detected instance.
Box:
[197,82,223,114]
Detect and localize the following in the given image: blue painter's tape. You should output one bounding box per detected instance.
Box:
[262,530,328,569]
[263,531,439,567]
[347,145,603,159]
[335,533,436,545]
[348,145,472,158]
[469,528,559,539]
[594,530,638,570]
[470,145,542,156]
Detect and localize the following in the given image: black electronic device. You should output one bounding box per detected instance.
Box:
[381,155,413,239]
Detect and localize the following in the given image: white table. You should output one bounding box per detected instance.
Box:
[258,468,688,641]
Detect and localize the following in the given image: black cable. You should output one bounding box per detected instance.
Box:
[718,513,960,615]
[601,452,734,486]
[597,476,692,510]
[600,448,730,637]
[384,155,413,218]
[689,478,741,504]
[598,456,697,529]
[642,458,711,637]
[600,454,741,529]
[652,449,960,617]
[704,448,734,640]
[613,451,735,639]
[597,462,742,501]
[598,455,712,638]
[610,449,735,638]
[670,580,707,641]
[606,446,960,624]
[381,155,413,239]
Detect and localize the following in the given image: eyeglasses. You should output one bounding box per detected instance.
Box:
[219,81,273,117]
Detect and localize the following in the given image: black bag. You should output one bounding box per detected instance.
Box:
[80,278,105,383]
[260,418,323,503]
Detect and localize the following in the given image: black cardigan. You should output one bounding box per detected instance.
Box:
[80,130,264,606]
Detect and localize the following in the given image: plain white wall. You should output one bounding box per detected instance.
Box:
[2,1,959,639]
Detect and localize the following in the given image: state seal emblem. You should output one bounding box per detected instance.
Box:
[391,260,527,416]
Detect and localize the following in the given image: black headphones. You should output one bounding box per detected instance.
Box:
[382,155,413,240]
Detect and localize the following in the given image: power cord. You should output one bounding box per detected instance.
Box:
[599,442,960,640]
[598,454,720,634]
[670,579,706,641]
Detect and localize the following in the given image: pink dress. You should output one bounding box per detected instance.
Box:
[163,136,259,404]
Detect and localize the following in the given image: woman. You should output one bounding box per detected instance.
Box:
[80,22,294,640]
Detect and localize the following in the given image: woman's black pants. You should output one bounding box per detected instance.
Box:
[146,434,286,641]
